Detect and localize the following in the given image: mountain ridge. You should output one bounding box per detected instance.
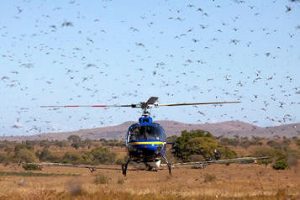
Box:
[1,120,299,141]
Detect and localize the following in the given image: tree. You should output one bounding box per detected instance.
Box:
[86,147,116,164]
[62,152,83,164]
[14,148,37,163]
[13,143,37,163]
[36,148,58,162]
[67,135,82,149]
[186,137,218,159]
[172,130,235,161]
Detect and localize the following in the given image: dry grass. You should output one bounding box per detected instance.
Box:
[0,162,299,200]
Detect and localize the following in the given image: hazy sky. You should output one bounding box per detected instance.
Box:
[1,0,300,136]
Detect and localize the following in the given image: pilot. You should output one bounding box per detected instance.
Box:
[214,149,221,160]
[129,128,139,142]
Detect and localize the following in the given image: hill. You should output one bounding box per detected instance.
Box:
[1,120,300,141]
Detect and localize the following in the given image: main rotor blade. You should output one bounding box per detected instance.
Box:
[40,100,240,109]
[40,104,137,108]
[146,97,159,105]
[158,101,240,107]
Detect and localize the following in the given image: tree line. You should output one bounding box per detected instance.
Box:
[0,130,299,170]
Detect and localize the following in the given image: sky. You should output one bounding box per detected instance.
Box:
[0,0,300,136]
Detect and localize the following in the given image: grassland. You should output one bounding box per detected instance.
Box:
[0,162,299,200]
[0,134,299,199]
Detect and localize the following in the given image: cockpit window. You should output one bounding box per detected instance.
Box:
[128,125,165,142]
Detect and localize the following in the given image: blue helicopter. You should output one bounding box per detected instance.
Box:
[120,97,241,176]
[41,97,240,176]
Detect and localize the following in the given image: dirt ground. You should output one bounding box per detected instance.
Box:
[0,163,299,200]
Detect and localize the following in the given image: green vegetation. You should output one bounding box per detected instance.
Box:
[0,132,298,171]
[36,147,59,162]
[252,142,300,169]
[14,143,37,163]
[68,135,82,149]
[62,152,84,164]
[0,137,120,165]
[219,136,264,148]
[272,159,288,170]
[172,130,236,161]
[86,147,116,164]
[22,163,42,170]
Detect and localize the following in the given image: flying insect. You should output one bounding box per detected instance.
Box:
[42,97,241,176]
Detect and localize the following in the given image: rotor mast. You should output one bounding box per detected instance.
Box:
[140,96,159,116]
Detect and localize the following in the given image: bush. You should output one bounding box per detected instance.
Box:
[22,163,42,171]
[272,159,288,170]
[14,148,37,163]
[219,137,239,146]
[0,153,9,164]
[86,147,116,165]
[36,148,58,162]
[62,152,83,164]
[172,130,236,161]
[218,146,237,159]
[68,135,82,149]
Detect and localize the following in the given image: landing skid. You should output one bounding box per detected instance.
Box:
[122,159,130,176]
[145,163,157,171]
[121,156,172,176]
[162,155,172,175]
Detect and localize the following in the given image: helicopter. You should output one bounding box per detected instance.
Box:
[41,97,242,176]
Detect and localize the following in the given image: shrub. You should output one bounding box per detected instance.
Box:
[14,148,37,163]
[239,137,252,148]
[252,146,276,164]
[219,137,239,146]
[68,135,82,149]
[86,147,116,165]
[218,146,237,159]
[0,153,9,164]
[53,140,68,148]
[272,159,288,170]
[62,152,83,164]
[36,148,58,162]
[22,163,42,171]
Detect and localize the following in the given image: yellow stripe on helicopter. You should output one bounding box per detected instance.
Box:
[129,141,166,145]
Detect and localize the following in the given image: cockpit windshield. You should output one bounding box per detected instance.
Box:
[127,124,166,142]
